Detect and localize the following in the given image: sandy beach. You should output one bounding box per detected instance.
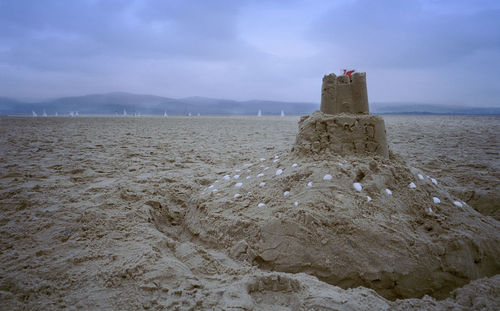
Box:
[0,115,499,310]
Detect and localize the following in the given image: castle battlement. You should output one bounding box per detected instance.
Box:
[320,72,369,115]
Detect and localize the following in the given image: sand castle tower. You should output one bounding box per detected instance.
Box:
[294,71,389,158]
[320,72,369,114]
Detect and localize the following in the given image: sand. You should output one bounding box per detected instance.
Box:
[384,115,500,221]
[0,115,499,310]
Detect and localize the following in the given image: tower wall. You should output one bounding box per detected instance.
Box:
[335,75,353,113]
[351,72,369,114]
[320,74,337,114]
[320,72,369,115]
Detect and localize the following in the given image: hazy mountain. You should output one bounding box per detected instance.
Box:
[0,92,317,116]
[1,93,499,116]
[371,102,500,115]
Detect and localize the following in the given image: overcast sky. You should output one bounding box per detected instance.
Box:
[1,0,499,106]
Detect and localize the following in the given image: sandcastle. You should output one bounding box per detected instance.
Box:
[294,71,389,158]
[171,71,500,301]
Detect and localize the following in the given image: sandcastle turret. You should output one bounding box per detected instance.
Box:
[294,71,389,158]
[320,72,369,114]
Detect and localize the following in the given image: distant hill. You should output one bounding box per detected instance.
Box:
[371,102,500,115]
[0,92,316,116]
[0,93,499,116]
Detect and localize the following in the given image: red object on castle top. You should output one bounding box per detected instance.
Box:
[343,69,355,78]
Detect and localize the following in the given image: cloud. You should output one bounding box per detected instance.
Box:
[0,0,259,70]
[310,0,500,69]
[0,0,499,105]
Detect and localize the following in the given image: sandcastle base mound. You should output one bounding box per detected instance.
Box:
[176,151,500,300]
[294,110,389,158]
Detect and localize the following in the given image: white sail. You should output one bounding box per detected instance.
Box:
[280,110,285,117]
[123,109,127,116]
[257,109,262,117]
[32,111,37,117]
[42,110,47,117]
[164,111,168,118]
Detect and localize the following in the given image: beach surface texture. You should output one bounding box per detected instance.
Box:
[0,115,499,310]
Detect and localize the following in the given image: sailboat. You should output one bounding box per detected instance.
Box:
[42,110,47,117]
[280,110,285,117]
[32,111,38,117]
[257,109,262,117]
[164,111,168,118]
[123,109,127,116]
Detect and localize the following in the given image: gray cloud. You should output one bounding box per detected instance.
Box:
[310,0,500,68]
[0,0,499,105]
[0,0,255,70]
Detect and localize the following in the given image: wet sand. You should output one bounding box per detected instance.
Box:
[0,115,499,310]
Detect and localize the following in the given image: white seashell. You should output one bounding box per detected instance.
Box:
[353,183,362,191]
[257,173,264,177]
[258,203,265,207]
[294,201,298,207]
[274,155,279,159]
[292,163,297,167]
[259,182,266,187]
[385,189,392,195]
[366,196,372,202]
[433,197,440,204]
[418,174,424,180]
[246,176,251,179]
[233,175,240,179]
[260,158,265,161]
[263,167,269,171]
[234,193,241,198]
[273,159,279,163]
[223,175,230,181]
[208,185,214,189]
[276,169,283,175]
[235,169,241,172]
[235,182,243,188]
[323,174,332,181]
[307,182,313,187]
[431,178,438,185]
[284,191,290,197]
[453,201,463,207]
[409,182,416,189]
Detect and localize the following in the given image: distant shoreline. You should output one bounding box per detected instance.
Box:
[2,92,499,116]
[2,112,499,117]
